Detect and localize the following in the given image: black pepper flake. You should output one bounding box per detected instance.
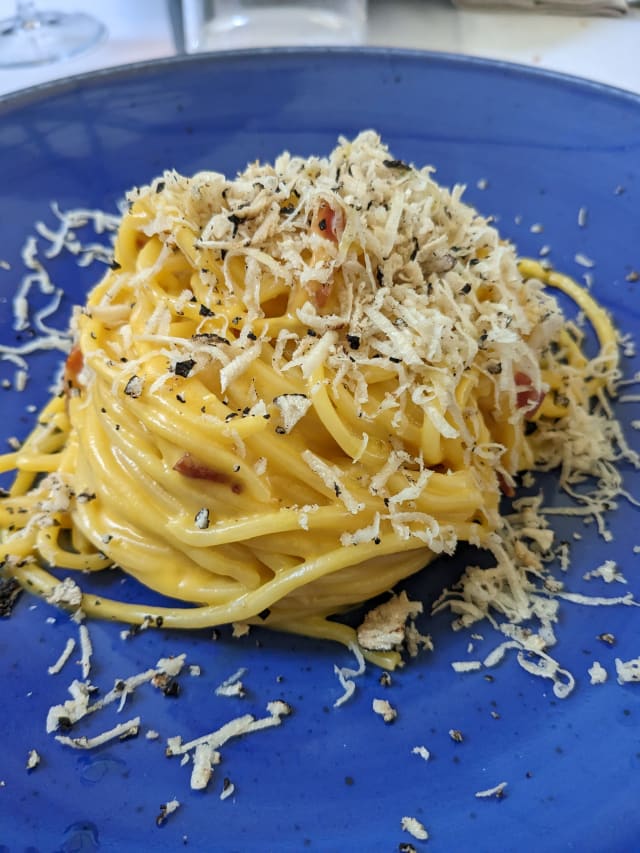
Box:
[247,331,257,341]
[110,260,122,271]
[275,426,286,435]
[58,716,73,732]
[199,304,215,317]
[399,845,417,853]
[306,329,317,337]
[0,577,22,617]
[193,332,229,346]
[383,158,411,171]
[160,677,180,698]
[258,608,271,621]
[389,356,402,364]
[333,483,342,497]
[174,359,196,378]
[524,421,538,436]
[460,282,472,294]
[228,213,243,236]
[176,393,186,404]
[487,362,502,375]
[375,266,384,286]
[346,334,360,351]
[155,180,166,194]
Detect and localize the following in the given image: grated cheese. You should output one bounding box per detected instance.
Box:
[451,660,482,673]
[475,781,508,799]
[411,746,431,762]
[333,642,366,707]
[45,577,82,609]
[26,749,40,770]
[47,637,76,675]
[55,716,141,749]
[583,560,627,585]
[615,656,640,684]
[46,654,186,733]
[401,816,429,841]
[357,591,423,652]
[156,799,181,825]
[167,702,292,791]
[215,667,247,698]
[372,698,397,723]
[588,661,608,685]
[78,623,93,680]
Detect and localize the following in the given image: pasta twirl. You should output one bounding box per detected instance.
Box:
[0,133,623,667]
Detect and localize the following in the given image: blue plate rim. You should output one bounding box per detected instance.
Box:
[1,46,640,115]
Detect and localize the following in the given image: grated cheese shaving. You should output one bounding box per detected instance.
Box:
[401,816,429,841]
[411,745,431,762]
[26,749,40,770]
[588,661,608,685]
[55,716,140,750]
[333,642,366,707]
[615,656,640,684]
[78,623,93,680]
[475,781,508,799]
[47,637,76,675]
[583,560,627,585]
[215,667,247,698]
[45,577,82,609]
[372,698,397,723]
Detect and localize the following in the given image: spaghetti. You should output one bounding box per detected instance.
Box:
[0,132,623,668]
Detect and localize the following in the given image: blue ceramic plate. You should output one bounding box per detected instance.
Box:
[1,51,639,852]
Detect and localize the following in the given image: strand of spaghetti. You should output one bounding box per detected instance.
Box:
[10,530,429,628]
[265,615,401,669]
[518,259,618,373]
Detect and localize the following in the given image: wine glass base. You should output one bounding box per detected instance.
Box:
[0,11,106,68]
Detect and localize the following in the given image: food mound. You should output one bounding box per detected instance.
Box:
[0,132,621,668]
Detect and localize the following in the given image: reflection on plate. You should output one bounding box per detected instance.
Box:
[0,50,639,852]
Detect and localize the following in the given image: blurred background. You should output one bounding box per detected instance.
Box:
[0,0,638,97]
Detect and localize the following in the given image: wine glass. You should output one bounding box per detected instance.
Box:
[0,2,106,68]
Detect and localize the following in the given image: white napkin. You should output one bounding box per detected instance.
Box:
[452,0,628,16]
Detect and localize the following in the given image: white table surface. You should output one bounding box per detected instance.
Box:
[0,0,638,98]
